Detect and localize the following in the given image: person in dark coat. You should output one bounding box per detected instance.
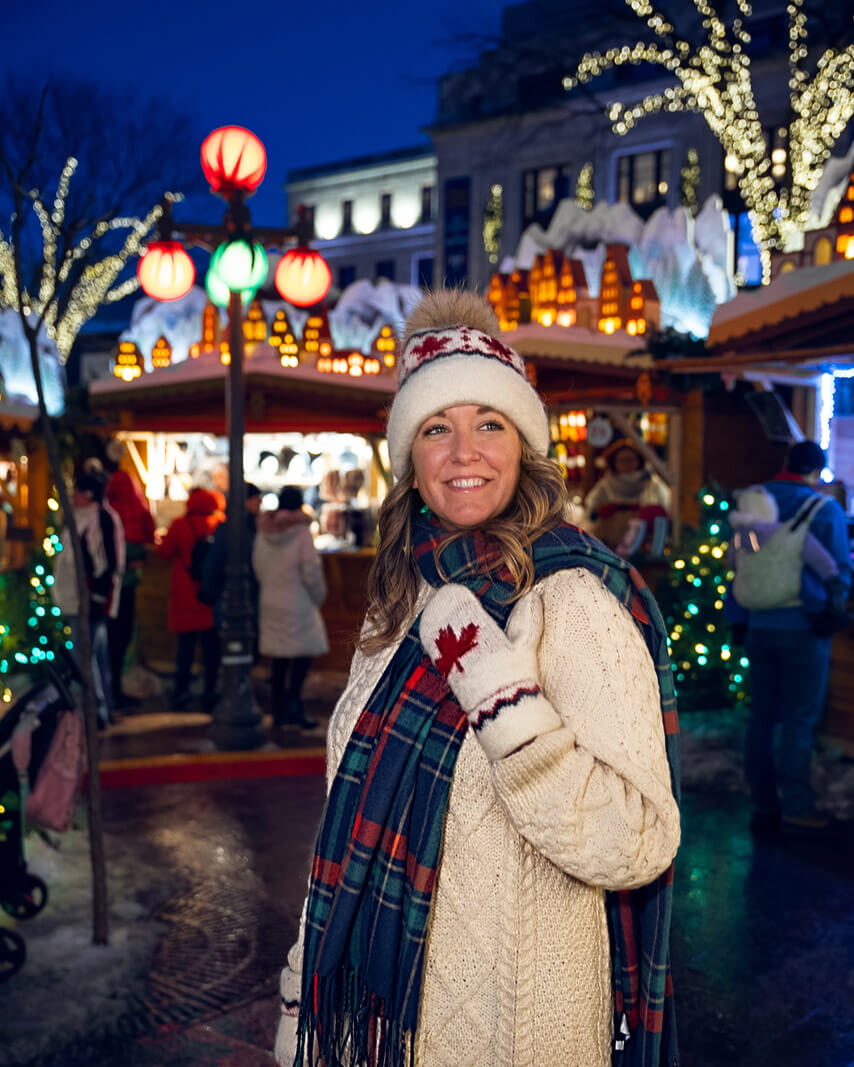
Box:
[199,482,262,635]
[157,487,225,710]
[105,469,156,707]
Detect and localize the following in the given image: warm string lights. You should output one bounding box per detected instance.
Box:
[575,162,595,210]
[0,163,181,361]
[681,148,700,215]
[564,0,854,282]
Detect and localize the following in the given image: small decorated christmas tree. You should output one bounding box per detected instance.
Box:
[656,489,750,712]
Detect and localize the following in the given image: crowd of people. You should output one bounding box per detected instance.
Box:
[52,461,328,731]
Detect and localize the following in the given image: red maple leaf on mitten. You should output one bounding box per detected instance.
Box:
[434,622,479,678]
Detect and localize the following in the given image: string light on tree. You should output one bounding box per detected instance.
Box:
[0,166,183,360]
[575,162,595,210]
[655,488,748,710]
[564,0,854,283]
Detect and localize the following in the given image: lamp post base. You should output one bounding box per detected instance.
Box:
[210,658,265,751]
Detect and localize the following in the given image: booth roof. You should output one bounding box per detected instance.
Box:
[499,322,652,370]
[707,260,854,350]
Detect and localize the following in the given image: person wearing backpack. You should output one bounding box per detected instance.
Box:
[157,487,225,711]
[729,441,851,836]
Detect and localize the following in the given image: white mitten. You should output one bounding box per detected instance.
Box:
[420,585,562,761]
[274,964,301,1065]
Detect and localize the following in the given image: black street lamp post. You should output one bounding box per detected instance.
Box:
[139,127,328,750]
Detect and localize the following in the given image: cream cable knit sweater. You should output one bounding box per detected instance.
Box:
[276,567,680,1067]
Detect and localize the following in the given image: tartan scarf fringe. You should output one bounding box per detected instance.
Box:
[295,969,415,1067]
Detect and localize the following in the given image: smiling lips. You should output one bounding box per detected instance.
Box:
[446,477,489,489]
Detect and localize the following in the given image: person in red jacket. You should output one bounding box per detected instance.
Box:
[105,469,156,708]
[157,487,225,710]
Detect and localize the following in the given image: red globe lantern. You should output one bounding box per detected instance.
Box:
[274,248,332,307]
[137,241,195,301]
[200,126,267,195]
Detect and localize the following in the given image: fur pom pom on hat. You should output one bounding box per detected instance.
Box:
[386,290,549,478]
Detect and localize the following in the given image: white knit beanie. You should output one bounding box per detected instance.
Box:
[386,291,550,479]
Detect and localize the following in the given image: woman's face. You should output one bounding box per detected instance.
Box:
[411,404,522,530]
[612,447,643,474]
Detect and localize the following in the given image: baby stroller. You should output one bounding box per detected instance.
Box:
[0,654,82,981]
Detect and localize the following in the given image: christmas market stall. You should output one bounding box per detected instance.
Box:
[651,257,854,747]
[87,285,409,671]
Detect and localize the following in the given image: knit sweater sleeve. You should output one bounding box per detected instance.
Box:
[489,567,680,891]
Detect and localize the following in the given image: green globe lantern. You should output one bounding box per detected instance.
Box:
[205,268,256,308]
[209,238,268,292]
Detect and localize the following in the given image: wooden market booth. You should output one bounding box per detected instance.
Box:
[0,399,52,572]
[653,260,854,749]
[89,340,397,672]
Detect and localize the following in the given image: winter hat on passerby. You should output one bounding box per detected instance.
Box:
[785,440,825,476]
[385,289,549,479]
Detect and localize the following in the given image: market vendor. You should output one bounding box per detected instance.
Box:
[584,438,670,555]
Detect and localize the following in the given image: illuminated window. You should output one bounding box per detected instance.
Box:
[617,149,671,217]
[814,237,832,266]
[522,164,571,227]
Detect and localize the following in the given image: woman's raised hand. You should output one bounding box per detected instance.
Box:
[419,586,561,760]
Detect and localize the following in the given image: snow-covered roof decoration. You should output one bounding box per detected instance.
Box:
[89,342,395,398]
[707,259,854,348]
[0,310,65,416]
[501,195,736,339]
[798,141,854,246]
[117,280,421,373]
[499,322,653,369]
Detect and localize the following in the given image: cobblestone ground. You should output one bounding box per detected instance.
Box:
[2,753,853,1065]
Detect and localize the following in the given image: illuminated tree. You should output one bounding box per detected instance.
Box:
[564,0,854,280]
[681,147,701,216]
[575,161,595,209]
[0,79,199,945]
[657,489,749,712]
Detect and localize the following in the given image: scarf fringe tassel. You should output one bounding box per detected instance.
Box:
[295,969,416,1067]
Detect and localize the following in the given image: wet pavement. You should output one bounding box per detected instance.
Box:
[2,711,853,1066]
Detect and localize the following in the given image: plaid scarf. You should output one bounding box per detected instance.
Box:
[296,517,680,1067]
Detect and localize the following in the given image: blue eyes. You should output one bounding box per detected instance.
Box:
[422,419,505,436]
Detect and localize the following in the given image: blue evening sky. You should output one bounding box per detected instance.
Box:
[4,0,506,225]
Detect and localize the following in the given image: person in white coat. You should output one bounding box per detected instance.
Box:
[253,486,328,730]
[275,290,680,1067]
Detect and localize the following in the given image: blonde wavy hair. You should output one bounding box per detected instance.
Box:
[359,439,568,654]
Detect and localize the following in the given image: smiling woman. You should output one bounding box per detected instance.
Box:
[411,404,522,529]
[275,289,681,1067]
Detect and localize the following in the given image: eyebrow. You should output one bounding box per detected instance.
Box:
[429,407,499,417]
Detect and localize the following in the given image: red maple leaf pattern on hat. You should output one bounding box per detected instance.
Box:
[409,334,453,365]
[434,622,479,678]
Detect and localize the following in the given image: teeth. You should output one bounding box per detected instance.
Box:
[449,478,486,488]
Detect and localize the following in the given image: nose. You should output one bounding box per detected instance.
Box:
[450,426,480,463]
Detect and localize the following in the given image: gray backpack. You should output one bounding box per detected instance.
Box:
[732,491,827,611]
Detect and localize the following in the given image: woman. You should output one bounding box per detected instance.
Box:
[156,486,224,710]
[275,291,680,1067]
[105,467,155,707]
[584,439,670,553]
[253,486,328,729]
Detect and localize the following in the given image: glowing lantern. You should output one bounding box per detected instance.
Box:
[373,325,397,367]
[243,299,267,345]
[205,269,256,308]
[113,341,144,381]
[137,241,195,301]
[151,336,172,369]
[200,126,267,195]
[210,238,268,292]
[275,248,332,307]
